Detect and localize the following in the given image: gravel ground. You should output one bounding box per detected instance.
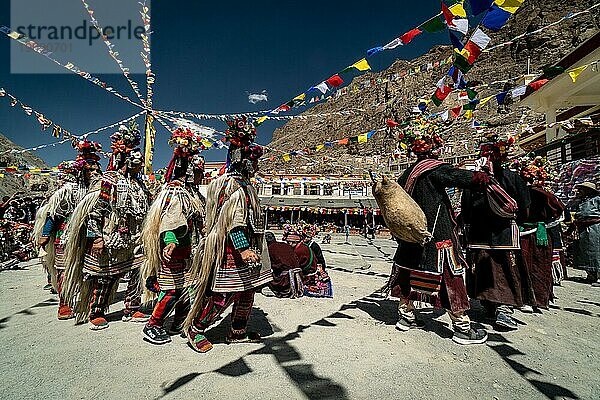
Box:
[1,234,599,400]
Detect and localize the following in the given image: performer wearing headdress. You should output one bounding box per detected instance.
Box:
[511,155,564,309]
[184,117,272,353]
[292,224,333,298]
[462,133,531,331]
[388,119,490,345]
[37,140,102,320]
[63,123,151,330]
[140,128,206,345]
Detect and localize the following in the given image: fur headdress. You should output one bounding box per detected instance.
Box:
[396,117,444,156]
[225,117,263,173]
[479,132,516,162]
[73,140,102,170]
[164,128,206,182]
[107,121,142,171]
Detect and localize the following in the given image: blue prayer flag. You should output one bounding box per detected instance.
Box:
[496,91,508,105]
[367,46,383,57]
[481,4,512,32]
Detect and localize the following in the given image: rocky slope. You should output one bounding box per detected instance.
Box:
[0,132,52,198]
[264,0,599,175]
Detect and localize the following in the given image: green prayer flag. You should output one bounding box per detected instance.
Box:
[421,15,445,33]
[453,52,473,73]
[543,65,565,79]
[431,94,443,107]
[466,88,478,100]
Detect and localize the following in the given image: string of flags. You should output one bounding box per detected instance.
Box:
[261,129,383,163]
[139,0,155,108]
[80,0,146,106]
[0,26,144,109]
[266,1,469,117]
[154,108,357,123]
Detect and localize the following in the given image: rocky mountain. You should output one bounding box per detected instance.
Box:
[0,132,52,198]
[264,0,599,175]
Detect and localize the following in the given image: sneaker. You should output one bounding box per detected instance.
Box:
[452,328,488,345]
[167,321,185,336]
[519,305,534,313]
[89,317,109,331]
[495,312,518,330]
[395,317,425,332]
[43,283,53,291]
[122,310,151,323]
[57,305,75,320]
[143,325,172,345]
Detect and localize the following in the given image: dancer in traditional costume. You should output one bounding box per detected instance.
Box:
[63,123,150,330]
[572,182,600,287]
[184,117,272,353]
[512,156,564,309]
[38,141,102,319]
[265,231,304,298]
[140,128,206,344]
[462,133,530,331]
[289,225,333,298]
[388,123,489,345]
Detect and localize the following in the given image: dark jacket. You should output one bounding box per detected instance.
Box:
[462,166,530,249]
[393,162,476,275]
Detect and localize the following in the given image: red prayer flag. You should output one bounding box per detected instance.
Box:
[338,138,349,145]
[326,74,344,88]
[528,79,549,91]
[277,104,291,112]
[463,41,482,64]
[400,28,423,45]
[441,2,455,26]
[386,119,399,127]
[450,105,462,118]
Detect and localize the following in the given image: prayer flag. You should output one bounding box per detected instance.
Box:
[316,144,325,151]
[568,65,588,83]
[255,116,268,125]
[314,82,329,94]
[449,18,469,34]
[449,30,464,50]
[496,91,508,105]
[442,2,456,26]
[421,15,446,33]
[441,110,450,121]
[282,154,291,162]
[464,109,473,119]
[527,79,548,91]
[511,85,526,98]
[367,130,376,138]
[349,136,359,144]
[431,85,452,106]
[542,66,565,78]
[481,4,511,31]
[0,88,5,96]
[383,38,403,49]
[470,0,494,15]
[367,46,383,57]
[463,41,482,63]
[450,105,462,118]
[351,58,371,72]
[470,28,491,50]
[495,0,524,14]
[453,48,474,73]
[466,87,478,100]
[400,28,422,45]
[480,95,495,105]
[326,74,344,88]
[338,138,349,145]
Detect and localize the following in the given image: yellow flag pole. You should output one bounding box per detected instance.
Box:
[143,111,156,176]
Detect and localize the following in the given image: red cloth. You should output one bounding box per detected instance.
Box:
[326,74,344,88]
[441,1,455,26]
[463,40,482,64]
[528,79,549,91]
[400,28,423,45]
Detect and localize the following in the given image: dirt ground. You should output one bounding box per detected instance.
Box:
[1,234,599,400]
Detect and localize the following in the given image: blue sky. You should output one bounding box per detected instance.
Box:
[0,0,450,167]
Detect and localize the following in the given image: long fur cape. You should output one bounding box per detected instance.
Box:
[140,182,204,302]
[183,174,260,329]
[62,189,101,323]
[31,203,57,290]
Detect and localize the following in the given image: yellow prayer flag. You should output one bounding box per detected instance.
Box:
[449,2,467,17]
[495,0,523,14]
[30,168,41,173]
[293,93,306,101]
[358,134,368,143]
[480,95,495,106]
[316,144,325,151]
[202,140,213,148]
[352,58,371,72]
[464,110,473,120]
[282,154,291,162]
[400,143,407,150]
[8,31,21,40]
[568,65,588,83]
[255,116,268,125]
[0,174,4,178]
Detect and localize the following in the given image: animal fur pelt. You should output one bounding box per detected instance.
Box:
[31,203,57,290]
[62,189,99,318]
[140,182,204,302]
[183,174,260,330]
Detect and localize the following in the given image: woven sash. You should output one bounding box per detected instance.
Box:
[404,159,447,195]
[486,178,518,219]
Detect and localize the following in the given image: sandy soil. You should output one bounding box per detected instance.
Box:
[1,234,599,400]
